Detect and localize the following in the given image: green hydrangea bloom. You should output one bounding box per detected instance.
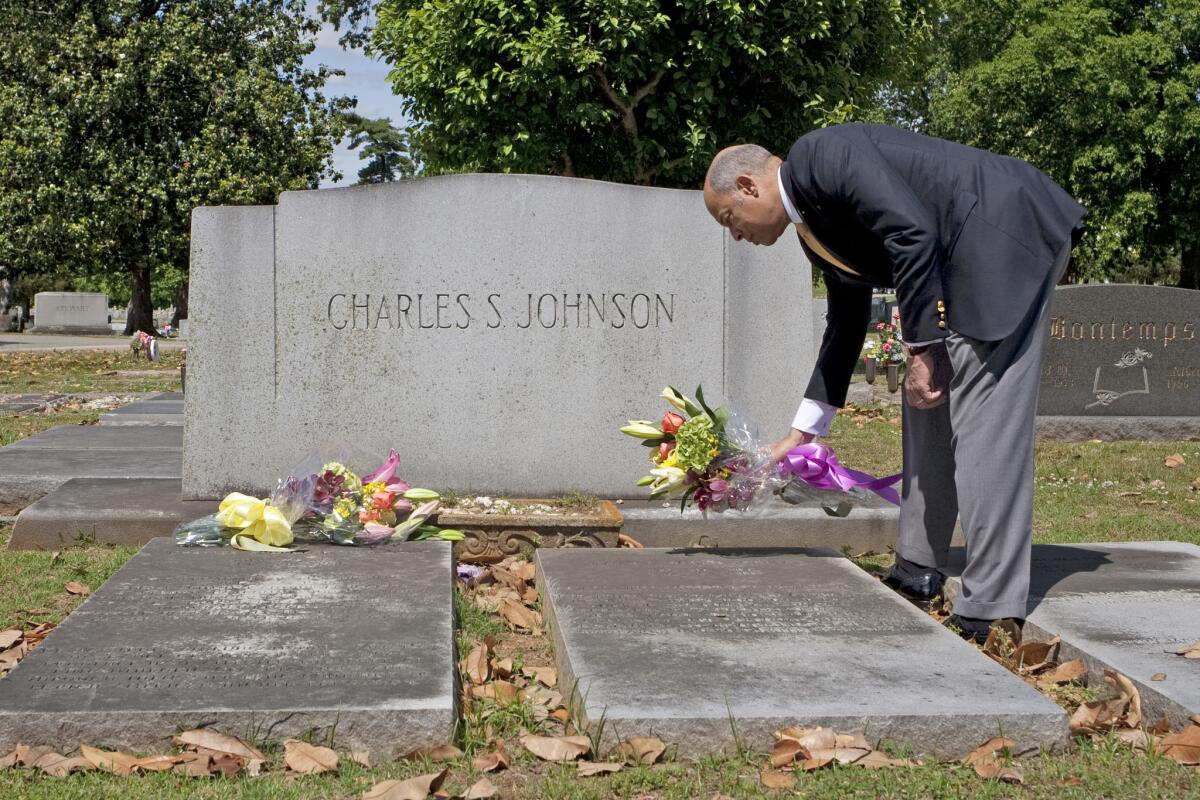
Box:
[674,415,719,473]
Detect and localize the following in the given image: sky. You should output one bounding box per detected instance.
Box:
[302,5,408,187]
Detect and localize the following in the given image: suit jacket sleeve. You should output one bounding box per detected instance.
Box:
[793,130,950,344]
[806,261,872,408]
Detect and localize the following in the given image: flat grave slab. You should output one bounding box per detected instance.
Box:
[108,399,184,415]
[9,478,214,549]
[0,447,182,508]
[537,547,1067,758]
[0,538,456,759]
[945,542,1200,729]
[5,424,182,450]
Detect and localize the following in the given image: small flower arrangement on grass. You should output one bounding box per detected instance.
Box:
[621,386,900,514]
[130,331,157,361]
[175,448,463,551]
[874,308,905,364]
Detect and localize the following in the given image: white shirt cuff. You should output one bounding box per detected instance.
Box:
[903,338,943,347]
[791,398,837,437]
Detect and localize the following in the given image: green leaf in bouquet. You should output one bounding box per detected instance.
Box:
[714,405,729,432]
[433,529,466,541]
[679,485,697,514]
[694,385,718,423]
[641,438,665,448]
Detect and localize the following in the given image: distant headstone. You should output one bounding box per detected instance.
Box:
[1039,285,1199,416]
[0,539,456,759]
[537,547,1067,758]
[185,175,814,499]
[945,542,1200,729]
[31,292,110,334]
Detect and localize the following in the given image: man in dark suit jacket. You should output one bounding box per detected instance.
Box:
[703,123,1086,641]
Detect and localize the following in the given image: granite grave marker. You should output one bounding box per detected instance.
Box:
[537,547,1067,758]
[0,538,456,758]
[1039,285,1199,416]
[31,291,110,334]
[185,175,814,499]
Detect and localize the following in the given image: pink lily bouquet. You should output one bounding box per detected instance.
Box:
[174,448,463,552]
[621,386,900,514]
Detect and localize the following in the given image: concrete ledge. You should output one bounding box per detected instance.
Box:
[620,496,963,553]
[29,326,114,336]
[0,449,182,510]
[9,478,214,550]
[1036,416,1200,441]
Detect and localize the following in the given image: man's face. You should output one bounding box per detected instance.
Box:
[704,175,788,246]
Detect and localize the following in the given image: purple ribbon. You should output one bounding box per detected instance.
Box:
[778,443,902,506]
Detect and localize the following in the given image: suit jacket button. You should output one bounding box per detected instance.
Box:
[938,321,946,329]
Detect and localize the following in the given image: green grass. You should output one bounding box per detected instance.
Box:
[825,400,1200,546]
[0,348,183,395]
[0,410,102,449]
[0,524,137,627]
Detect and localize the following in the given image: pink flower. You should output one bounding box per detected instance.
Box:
[882,342,893,352]
[708,478,729,502]
[658,441,676,461]
[362,449,401,485]
[876,322,885,330]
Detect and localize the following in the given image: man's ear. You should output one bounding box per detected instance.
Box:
[734,174,759,197]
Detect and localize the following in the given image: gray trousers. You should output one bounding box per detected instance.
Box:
[897,243,1072,620]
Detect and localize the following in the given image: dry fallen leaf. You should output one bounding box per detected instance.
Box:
[464,776,498,799]
[523,665,557,687]
[460,639,493,685]
[613,736,666,765]
[776,726,836,752]
[500,599,542,632]
[80,744,140,776]
[577,761,624,777]
[1114,729,1154,750]
[617,533,645,548]
[520,734,590,762]
[33,752,94,777]
[132,754,181,772]
[175,729,266,761]
[490,681,520,703]
[1011,637,1060,672]
[760,769,796,789]
[1172,640,1200,659]
[962,737,1014,767]
[363,768,449,800]
[1056,776,1083,787]
[64,581,91,596]
[1105,670,1143,729]
[799,754,835,771]
[471,741,510,772]
[974,761,1025,784]
[403,744,463,763]
[284,739,339,774]
[1036,659,1087,687]
[0,630,22,650]
[1152,673,1167,682]
[351,750,372,768]
[1165,454,1186,468]
[210,753,245,778]
[808,746,871,765]
[770,739,808,768]
[1161,725,1200,766]
[172,752,213,778]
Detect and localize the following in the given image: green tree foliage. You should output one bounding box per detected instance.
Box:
[343,113,416,183]
[918,0,1200,287]
[345,0,932,187]
[0,1,350,334]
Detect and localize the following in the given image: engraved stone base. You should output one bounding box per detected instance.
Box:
[538,547,1068,759]
[437,500,623,563]
[942,542,1200,730]
[0,539,456,759]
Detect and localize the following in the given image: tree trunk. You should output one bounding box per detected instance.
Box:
[1180,242,1200,290]
[124,265,156,335]
[170,281,188,327]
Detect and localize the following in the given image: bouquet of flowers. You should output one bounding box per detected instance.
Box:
[621,386,900,514]
[130,331,157,361]
[175,448,463,551]
[875,307,904,364]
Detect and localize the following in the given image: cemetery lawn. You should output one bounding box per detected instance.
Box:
[0,348,183,394]
[828,403,1200,545]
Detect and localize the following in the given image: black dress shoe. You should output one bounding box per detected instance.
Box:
[881,555,944,601]
[944,613,1024,644]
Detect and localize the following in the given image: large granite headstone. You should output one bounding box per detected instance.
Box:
[30,292,110,334]
[537,547,1067,758]
[946,542,1200,729]
[0,539,455,758]
[185,175,814,499]
[1039,285,1199,417]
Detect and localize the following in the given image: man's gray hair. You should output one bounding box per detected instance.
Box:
[706,144,773,193]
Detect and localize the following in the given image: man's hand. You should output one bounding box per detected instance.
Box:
[905,349,946,409]
[768,428,814,464]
